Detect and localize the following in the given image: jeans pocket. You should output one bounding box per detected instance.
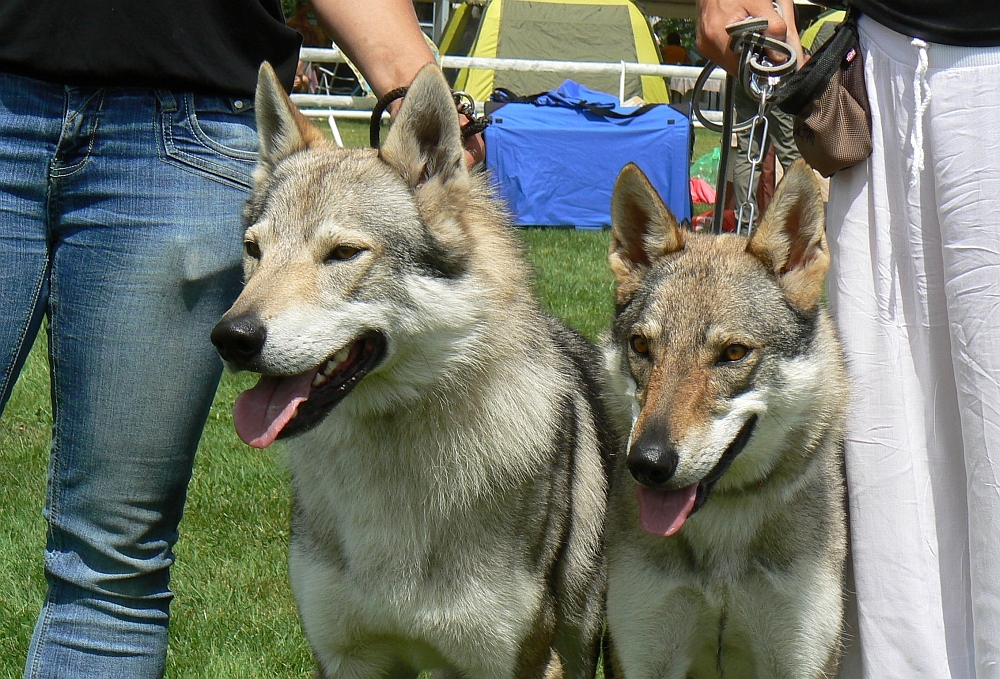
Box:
[159,93,259,190]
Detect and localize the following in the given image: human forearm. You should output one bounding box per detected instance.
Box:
[308,0,435,97]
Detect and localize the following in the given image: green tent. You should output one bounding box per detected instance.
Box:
[446,0,670,104]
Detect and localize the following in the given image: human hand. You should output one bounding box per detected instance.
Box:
[460,114,486,167]
[696,0,789,76]
[385,102,484,167]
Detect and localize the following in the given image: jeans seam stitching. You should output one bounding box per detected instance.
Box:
[25,590,56,679]
[185,93,258,161]
[159,110,254,190]
[0,252,48,405]
[46,280,67,553]
[49,91,103,179]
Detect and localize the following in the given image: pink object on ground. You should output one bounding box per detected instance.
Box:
[690,177,717,204]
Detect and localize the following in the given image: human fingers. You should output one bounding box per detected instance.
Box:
[696,0,787,76]
[464,132,485,167]
[460,112,485,166]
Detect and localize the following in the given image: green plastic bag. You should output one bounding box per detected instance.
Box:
[690,148,721,183]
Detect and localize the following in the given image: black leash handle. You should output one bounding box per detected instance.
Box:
[369,87,408,149]
[369,87,493,150]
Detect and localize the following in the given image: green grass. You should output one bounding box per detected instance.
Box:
[0,333,50,677]
[0,117,720,677]
[323,117,379,148]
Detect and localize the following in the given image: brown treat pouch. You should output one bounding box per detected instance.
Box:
[776,9,871,177]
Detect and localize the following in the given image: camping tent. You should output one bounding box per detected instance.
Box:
[447,0,670,104]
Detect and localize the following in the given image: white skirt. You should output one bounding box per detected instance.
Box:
[828,15,1000,679]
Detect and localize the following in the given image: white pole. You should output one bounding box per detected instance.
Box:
[327,114,344,147]
[619,60,627,105]
[299,109,389,120]
[298,107,718,129]
[289,94,375,109]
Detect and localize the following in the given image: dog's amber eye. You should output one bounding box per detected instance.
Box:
[630,335,649,355]
[327,245,361,262]
[720,344,749,363]
[244,240,261,259]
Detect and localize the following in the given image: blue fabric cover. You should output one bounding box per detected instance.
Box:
[485,80,690,228]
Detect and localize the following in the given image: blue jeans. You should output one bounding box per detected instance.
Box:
[0,71,256,678]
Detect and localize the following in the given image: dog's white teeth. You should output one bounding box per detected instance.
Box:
[318,346,351,379]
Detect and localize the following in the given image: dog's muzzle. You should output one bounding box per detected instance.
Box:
[626,423,679,490]
[211,314,266,366]
[626,415,759,506]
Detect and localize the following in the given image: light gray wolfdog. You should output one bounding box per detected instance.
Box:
[210,63,622,679]
[602,161,847,678]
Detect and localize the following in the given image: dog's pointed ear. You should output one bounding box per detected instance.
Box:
[747,160,828,311]
[380,64,467,191]
[254,61,325,172]
[610,163,683,286]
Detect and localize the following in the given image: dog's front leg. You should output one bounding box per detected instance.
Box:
[551,625,600,679]
[606,561,709,679]
[315,650,419,679]
[728,570,844,679]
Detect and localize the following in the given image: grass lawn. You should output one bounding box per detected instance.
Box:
[0,118,715,677]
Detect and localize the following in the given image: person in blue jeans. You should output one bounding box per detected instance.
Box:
[0,1,480,677]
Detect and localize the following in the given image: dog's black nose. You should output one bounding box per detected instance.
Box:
[211,315,266,365]
[627,428,678,490]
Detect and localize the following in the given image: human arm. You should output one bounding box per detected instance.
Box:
[308,0,434,97]
[307,0,485,164]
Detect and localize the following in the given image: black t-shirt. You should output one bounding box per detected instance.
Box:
[0,0,302,96]
[817,1,1000,46]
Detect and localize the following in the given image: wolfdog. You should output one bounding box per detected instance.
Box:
[210,63,621,679]
[602,161,847,678]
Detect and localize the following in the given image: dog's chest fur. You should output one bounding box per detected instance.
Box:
[283,349,588,665]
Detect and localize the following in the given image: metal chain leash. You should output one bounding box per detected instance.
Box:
[692,9,797,236]
[730,15,796,236]
[736,73,777,234]
[452,90,493,140]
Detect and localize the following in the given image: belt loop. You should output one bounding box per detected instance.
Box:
[155,89,178,113]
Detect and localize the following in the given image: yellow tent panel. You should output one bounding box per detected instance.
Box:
[438,2,473,56]
[451,0,669,103]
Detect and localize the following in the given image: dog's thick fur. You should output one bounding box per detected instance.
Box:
[211,63,621,679]
[603,162,847,678]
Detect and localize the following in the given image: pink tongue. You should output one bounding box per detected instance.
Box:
[636,484,698,537]
[232,370,318,449]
